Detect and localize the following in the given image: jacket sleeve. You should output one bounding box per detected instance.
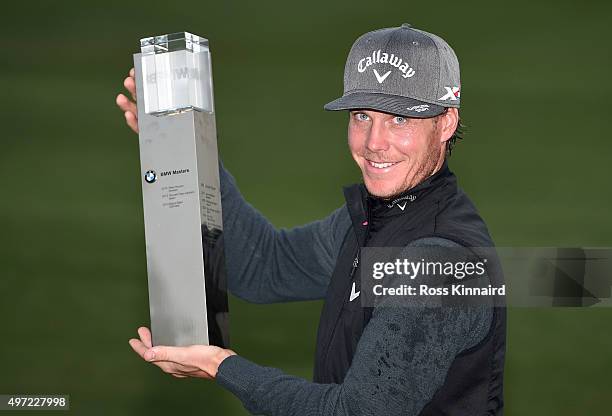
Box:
[216,302,492,416]
[219,160,351,303]
[215,236,494,415]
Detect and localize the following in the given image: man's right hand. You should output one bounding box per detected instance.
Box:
[116,68,139,134]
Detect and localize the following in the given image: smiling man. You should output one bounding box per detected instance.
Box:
[347,108,451,197]
[120,23,505,415]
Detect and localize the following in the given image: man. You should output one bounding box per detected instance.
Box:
[117,23,505,415]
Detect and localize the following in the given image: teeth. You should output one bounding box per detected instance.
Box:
[369,161,396,169]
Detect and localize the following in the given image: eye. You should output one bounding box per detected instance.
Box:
[353,112,370,121]
[393,116,407,125]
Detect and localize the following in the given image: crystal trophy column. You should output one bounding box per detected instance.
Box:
[133,32,229,347]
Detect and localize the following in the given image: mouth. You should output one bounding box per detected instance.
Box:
[365,159,401,170]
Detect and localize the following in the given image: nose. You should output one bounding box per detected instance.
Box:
[365,118,390,153]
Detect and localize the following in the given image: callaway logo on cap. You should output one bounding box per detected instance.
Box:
[324,23,461,118]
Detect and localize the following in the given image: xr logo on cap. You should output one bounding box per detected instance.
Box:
[439,86,460,101]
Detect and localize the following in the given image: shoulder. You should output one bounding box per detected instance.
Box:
[325,203,352,245]
[407,236,464,248]
[435,187,495,245]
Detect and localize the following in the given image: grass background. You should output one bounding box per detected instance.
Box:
[1,0,611,414]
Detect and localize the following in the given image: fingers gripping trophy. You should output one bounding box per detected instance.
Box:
[128,32,230,348]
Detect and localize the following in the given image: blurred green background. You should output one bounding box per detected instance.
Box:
[1,0,611,414]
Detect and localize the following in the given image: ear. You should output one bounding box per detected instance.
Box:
[438,108,459,144]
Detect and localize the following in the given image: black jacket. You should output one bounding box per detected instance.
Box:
[313,161,506,415]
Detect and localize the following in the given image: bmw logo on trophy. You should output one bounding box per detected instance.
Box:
[144,170,157,183]
[133,32,229,347]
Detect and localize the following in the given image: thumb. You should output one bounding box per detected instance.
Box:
[144,346,188,364]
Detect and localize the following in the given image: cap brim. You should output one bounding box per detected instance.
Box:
[324,92,445,118]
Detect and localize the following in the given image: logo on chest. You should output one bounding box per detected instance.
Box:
[349,281,361,302]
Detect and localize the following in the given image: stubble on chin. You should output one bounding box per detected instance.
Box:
[374,144,443,200]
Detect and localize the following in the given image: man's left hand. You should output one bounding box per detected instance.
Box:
[129,327,237,379]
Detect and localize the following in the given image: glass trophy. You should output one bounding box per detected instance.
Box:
[133,32,230,347]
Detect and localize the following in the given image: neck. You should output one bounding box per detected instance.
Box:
[373,157,448,202]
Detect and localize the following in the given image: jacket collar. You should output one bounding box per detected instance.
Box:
[367,159,454,215]
[343,160,456,238]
